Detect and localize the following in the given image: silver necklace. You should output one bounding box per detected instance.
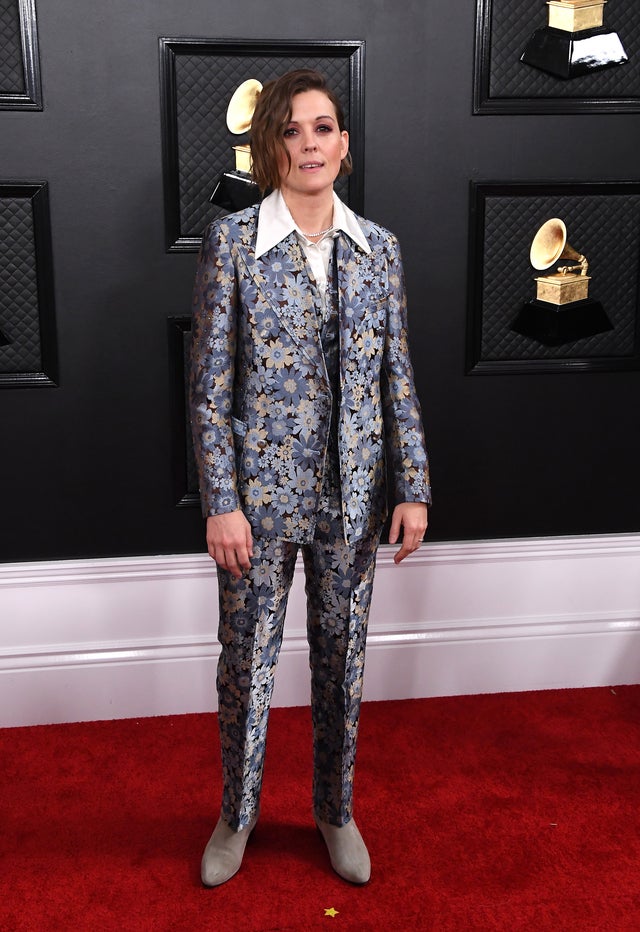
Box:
[300,225,334,238]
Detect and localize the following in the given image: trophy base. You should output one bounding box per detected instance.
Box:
[210,170,261,212]
[511,298,613,346]
[520,26,628,79]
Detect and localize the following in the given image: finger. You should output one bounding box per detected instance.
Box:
[406,528,426,547]
[237,550,252,572]
[210,545,227,570]
[393,542,412,564]
[228,544,249,575]
[208,544,238,578]
[220,549,243,579]
[388,513,401,545]
[394,535,425,564]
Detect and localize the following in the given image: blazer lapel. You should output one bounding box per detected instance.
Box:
[239,232,327,375]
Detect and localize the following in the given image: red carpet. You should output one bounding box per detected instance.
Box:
[2,687,640,930]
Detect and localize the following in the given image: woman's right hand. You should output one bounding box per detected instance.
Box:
[206,510,254,579]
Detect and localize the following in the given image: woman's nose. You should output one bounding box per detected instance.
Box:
[302,133,317,150]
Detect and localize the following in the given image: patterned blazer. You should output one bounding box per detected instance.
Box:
[189,204,431,545]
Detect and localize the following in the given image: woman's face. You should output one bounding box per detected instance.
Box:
[277,89,349,199]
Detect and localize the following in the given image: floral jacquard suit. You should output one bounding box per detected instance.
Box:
[189,205,431,543]
[190,202,431,830]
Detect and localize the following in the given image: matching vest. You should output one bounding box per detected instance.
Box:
[317,239,341,484]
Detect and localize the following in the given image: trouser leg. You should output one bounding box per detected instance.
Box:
[216,538,298,830]
[304,485,381,826]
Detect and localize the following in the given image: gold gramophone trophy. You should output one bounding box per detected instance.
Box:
[520,1,628,79]
[531,218,591,304]
[511,218,612,345]
[209,78,262,212]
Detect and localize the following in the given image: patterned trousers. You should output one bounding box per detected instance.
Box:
[215,468,381,831]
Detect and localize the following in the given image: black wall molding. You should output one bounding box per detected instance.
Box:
[0,182,58,387]
[474,0,640,114]
[0,0,42,111]
[159,37,365,251]
[466,181,640,374]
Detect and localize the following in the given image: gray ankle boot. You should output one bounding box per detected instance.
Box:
[315,816,371,884]
[201,812,258,887]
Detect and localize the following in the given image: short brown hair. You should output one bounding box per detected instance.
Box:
[250,69,353,193]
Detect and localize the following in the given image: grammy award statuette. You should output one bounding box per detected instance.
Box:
[520,1,628,79]
[511,218,613,345]
[209,78,262,212]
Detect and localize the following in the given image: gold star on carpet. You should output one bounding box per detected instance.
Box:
[324,907,339,918]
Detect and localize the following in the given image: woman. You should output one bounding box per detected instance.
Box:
[190,68,431,887]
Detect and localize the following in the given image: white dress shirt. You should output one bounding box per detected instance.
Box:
[255,188,371,293]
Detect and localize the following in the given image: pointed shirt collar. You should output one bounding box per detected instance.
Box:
[254,188,371,259]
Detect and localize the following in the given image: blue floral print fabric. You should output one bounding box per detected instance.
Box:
[216,461,380,830]
[189,203,431,546]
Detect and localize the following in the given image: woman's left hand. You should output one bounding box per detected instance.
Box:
[388,503,428,564]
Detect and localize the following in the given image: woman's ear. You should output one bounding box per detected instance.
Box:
[340,130,349,160]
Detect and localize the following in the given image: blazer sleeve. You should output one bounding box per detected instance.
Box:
[380,236,432,506]
[189,221,241,518]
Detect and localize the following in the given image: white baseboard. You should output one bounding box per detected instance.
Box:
[1,533,639,727]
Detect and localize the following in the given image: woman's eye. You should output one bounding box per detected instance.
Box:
[283,127,297,137]
[316,124,332,133]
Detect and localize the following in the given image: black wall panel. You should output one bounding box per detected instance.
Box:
[0,0,638,562]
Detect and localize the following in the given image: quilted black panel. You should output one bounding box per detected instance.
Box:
[0,0,41,109]
[176,53,351,237]
[167,317,199,506]
[477,0,640,108]
[0,184,57,386]
[0,195,42,372]
[0,0,25,96]
[181,324,198,498]
[161,41,364,250]
[469,184,640,366]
